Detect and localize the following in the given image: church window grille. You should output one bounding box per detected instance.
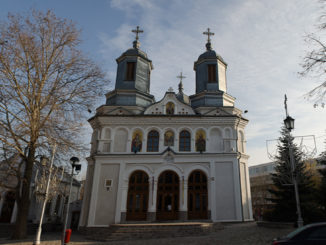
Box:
[207,64,217,82]
[125,62,136,81]
[179,130,191,151]
[147,130,159,152]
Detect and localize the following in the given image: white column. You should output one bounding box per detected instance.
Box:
[148,178,157,212]
[233,159,242,221]
[87,161,101,226]
[115,162,126,223]
[210,160,216,221]
[179,178,188,212]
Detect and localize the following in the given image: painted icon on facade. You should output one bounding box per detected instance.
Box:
[166,102,175,115]
[195,130,206,152]
[131,130,142,153]
[164,131,174,146]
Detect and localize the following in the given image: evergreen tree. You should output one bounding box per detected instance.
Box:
[317,143,326,216]
[267,126,319,223]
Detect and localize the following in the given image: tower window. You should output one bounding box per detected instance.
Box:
[207,64,216,82]
[125,62,136,81]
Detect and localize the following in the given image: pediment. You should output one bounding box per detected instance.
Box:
[199,107,234,116]
[106,107,134,115]
[144,92,195,115]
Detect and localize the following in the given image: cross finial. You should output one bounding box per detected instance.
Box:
[177,72,186,83]
[284,94,289,117]
[203,28,214,43]
[132,26,144,41]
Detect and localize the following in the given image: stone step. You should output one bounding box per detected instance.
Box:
[85,222,223,241]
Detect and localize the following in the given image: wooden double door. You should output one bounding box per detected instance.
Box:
[156,171,179,220]
[126,171,149,221]
[188,170,208,220]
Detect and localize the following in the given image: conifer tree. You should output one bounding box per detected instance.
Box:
[317,143,326,216]
[268,126,318,223]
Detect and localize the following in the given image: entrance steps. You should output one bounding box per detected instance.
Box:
[83,222,223,242]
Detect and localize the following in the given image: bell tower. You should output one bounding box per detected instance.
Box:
[106,26,155,108]
[190,28,235,108]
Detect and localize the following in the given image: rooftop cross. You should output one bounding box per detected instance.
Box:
[203,28,214,43]
[177,72,186,83]
[132,26,144,41]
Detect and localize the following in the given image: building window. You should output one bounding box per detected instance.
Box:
[125,62,136,81]
[179,130,191,151]
[207,64,216,82]
[147,130,159,152]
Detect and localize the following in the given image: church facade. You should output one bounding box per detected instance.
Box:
[79,27,252,228]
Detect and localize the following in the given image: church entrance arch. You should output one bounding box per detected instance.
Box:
[156,170,179,220]
[126,170,149,221]
[188,170,208,220]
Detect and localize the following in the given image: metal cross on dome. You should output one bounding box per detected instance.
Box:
[177,72,186,83]
[203,28,214,43]
[132,26,144,41]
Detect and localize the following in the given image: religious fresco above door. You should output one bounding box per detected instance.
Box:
[131,130,142,153]
[195,130,206,152]
[164,131,174,146]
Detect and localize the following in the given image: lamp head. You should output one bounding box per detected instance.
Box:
[284,116,295,131]
[70,156,79,165]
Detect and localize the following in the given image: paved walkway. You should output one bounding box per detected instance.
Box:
[0,222,294,245]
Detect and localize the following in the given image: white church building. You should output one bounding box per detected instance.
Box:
[79,27,252,228]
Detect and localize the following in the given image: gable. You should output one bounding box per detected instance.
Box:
[144,92,196,115]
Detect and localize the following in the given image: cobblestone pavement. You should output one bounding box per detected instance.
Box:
[0,222,294,245]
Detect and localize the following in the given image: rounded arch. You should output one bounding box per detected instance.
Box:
[125,165,153,181]
[209,127,223,152]
[101,127,111,140]
[154,164,183,180]
[224,127,233,138]
[184,165,209,180]
[145,126,162,135]
[113,128,128,152]
[177,126,193,135]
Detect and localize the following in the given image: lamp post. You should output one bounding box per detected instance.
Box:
[33,144,57,245]
[61,157,81,245]
[284,95,304,227]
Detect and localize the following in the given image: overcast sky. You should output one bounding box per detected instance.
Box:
[1,0,326,168]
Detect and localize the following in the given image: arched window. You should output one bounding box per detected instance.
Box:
[114,129,128,152]
[147,130,159,152]
[179,130,191,151]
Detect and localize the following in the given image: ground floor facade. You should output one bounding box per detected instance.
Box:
[79,152,253,228]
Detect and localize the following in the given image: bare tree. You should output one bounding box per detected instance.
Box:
[0,10,107,239]
[301,0,326,106]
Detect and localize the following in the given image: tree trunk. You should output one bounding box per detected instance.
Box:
[11,149,35,239]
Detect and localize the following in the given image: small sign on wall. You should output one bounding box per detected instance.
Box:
[105,179,113,191]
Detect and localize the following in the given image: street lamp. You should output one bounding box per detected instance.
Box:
[33,144,57,245]
[284,94,304,227]
[61,157,81,245]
